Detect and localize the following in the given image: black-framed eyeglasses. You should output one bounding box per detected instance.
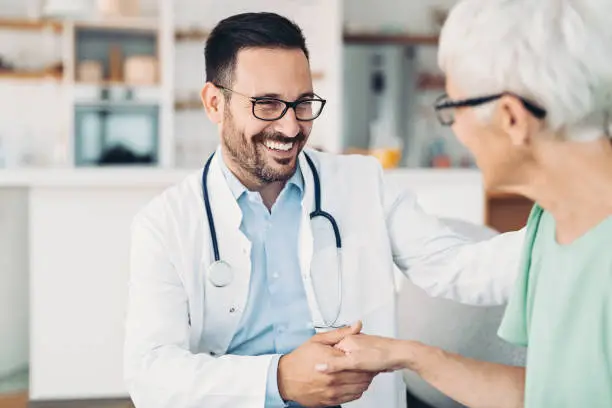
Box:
[433,92,547,126]
[215,84,326,122]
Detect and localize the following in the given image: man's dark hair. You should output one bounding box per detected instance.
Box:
[205,12,309,88]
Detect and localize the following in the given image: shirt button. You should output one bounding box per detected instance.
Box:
[229,307,237,313]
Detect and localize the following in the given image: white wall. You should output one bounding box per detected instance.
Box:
[0,80,66,168]
[0,189,29,378]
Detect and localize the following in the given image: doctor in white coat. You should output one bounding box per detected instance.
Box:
[124,12,524,408]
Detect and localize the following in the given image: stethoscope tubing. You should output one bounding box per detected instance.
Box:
[201,151,343,327]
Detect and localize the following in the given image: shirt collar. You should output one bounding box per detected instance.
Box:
[216,146,304,200]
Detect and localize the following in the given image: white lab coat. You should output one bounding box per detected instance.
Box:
[124,149,524,408]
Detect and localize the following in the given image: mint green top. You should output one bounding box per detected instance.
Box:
[498,205,612,407]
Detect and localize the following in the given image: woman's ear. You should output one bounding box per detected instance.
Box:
[496,94,532,147]
[201,82,225,124]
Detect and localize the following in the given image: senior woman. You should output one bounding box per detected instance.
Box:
[319,0,612,407]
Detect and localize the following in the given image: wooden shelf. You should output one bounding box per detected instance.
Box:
[0,391,27,408]
[175,100,202,111]
[485,190,533,232]
[175,28,209,42]
[312,71,325,80]
[0,17,63,33]
[75,80,159,87]
[0,16,159,34]
[178,29,441,46]
[416,73,445,90]
[74,18,159,32]
[343,32,439,46]
[0,69,62,80]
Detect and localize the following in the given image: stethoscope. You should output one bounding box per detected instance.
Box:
[202,152,344,328]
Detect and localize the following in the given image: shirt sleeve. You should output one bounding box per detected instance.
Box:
[265,354,287,407]
[381,168,525,306]
[497,205,544,347]
[496,273,530,347]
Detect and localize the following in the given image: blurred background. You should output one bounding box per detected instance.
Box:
[0,1,531,407]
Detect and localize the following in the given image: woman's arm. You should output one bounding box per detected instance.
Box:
[320,335,525,408]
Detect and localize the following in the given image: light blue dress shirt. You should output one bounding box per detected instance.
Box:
[219,155,315,407]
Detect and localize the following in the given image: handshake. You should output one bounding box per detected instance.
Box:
[277,321,409,407]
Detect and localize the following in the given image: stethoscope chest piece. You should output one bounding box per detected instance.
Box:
[208,260,233,287]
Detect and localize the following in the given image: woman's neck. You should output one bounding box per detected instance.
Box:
[511,138,612,244]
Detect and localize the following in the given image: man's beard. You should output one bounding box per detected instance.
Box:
[222,114,307,184]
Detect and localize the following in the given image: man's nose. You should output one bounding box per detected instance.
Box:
[275,108,300,138]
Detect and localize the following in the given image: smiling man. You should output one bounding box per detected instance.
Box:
[204,42,320,209]
[123,12,526,408]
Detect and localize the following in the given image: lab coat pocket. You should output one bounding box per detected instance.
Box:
[309,234,366,328]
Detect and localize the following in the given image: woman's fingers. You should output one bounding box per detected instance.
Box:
[312,321,363,346]
[322,334,401,373]
[317,353,375,374]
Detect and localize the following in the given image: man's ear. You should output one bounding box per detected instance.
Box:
[201,82,225,124]
[496,94,532,147]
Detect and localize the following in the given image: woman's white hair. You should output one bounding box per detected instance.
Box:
[438,0,612,141]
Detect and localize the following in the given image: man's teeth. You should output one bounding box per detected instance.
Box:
[264,140,294,151]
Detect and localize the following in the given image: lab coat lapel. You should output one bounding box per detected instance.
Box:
[207,153,243,231]
[203,153,252,353]
[298,151,325,329]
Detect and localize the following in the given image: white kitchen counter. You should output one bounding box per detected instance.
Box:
[0,167,484,224]
[0,168,193,187]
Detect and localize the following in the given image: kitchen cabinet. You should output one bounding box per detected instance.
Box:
[485,192,533,232]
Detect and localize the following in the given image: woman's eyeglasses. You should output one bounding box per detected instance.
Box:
[433,92,547,126]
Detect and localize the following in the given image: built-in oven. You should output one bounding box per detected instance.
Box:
[74,103,159,166]
[73,85,160,166]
